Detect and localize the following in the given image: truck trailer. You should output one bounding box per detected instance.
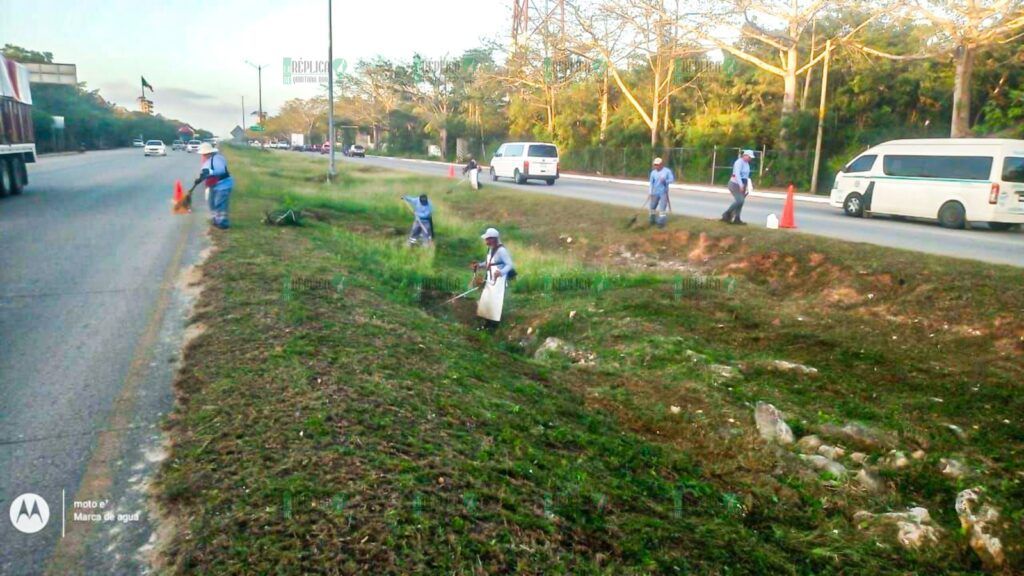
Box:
[0,55,36,196]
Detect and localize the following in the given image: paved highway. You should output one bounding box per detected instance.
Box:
[0,148,208,575]
[334,153,1024,267]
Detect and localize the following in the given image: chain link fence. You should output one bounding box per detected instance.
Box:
[558,145,815,190]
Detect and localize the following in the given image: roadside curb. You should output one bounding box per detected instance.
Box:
[365,154,832,205]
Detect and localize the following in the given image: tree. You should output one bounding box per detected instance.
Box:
[265,98,326,142]
[573,0,700,146]
[340,58,405,145]
[673,0,884,145]
[879,0,1024,137]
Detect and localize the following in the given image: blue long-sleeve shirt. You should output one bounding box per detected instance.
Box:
[201,154,233,190]
[402,196,433,219]
[479,245,514,278]
[731,158,750,184]
[649,167,674,196]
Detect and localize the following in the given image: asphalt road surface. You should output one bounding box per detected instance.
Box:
[0,148,208,575]
[331,153,1024,268]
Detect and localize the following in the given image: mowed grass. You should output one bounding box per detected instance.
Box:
[157,146,1024,574]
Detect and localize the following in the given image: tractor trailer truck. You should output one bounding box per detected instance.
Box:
[0,54,36,196]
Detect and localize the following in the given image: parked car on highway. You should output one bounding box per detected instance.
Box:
[143,140,167,156]
[831,138,1024,230]
[348,144,366,158]
[132,138,144,148]
[489,142,559,185]
[171,140,185,151]
[186,140,202,153]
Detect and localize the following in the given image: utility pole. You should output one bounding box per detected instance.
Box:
[810,39,832,194]
[241,96,245,131]
[327,0,336,180]
[245,61,267,128]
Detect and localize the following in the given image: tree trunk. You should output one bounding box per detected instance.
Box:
[599,70,608,143]
[440,127,448,160]
[651,67,661,147]
[951,44,975,138]
[779,47,799,149]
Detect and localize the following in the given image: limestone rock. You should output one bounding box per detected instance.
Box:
[709,364,737,379]
[819,422,894,449]
[534,337,574,360]
[855,468,886,493]
[796,435,822,454]
[956,488,1005,569]
[911,449,926,460]
[850,452,868,465]
[801,454,847,478]
[817,444,846,460]
[896,521,941,549]
[768,360,819,375]
[881,450,910,470]
[940,458,968,479]
[854,507,941,551]
[754,402,794,445]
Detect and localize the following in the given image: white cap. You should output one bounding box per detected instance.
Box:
[652,157,663,164]
[198,142,217,155]
[481,227,500,240]
[742,149,755,157]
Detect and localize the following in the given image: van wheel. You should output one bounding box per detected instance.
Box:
[490,167,498,182]
[545,178,555,186]
[937,201,966,229]
[10,158,26,194]
[842,193,864,217]
[0,159,12,197]
[514,169,526,185]
[988,222,1018,231]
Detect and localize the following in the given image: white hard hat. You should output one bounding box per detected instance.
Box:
[652,157,663,164]
[481,227,500,240]
[742,149,755,157]
[198,142,217,155]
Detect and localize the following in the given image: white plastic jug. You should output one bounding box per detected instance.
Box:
[766,213,779,229]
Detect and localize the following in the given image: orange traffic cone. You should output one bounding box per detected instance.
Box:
[172,179,189,214]
[448,164,455,178]
[780,183,797,229]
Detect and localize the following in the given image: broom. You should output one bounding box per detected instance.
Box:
[626,194,652,228]
[174,180,201,212]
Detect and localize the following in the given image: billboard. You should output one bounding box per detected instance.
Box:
[24,62,78,86]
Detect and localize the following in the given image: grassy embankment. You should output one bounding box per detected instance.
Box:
[158,146,1023,574]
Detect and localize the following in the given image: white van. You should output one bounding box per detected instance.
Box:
[489,142,559,185]
[830,138,1024,230]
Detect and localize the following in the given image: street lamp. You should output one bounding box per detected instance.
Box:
[245,60,267,128]
[327,0,336,180]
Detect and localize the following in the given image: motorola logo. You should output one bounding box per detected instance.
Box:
[9,493,50,534]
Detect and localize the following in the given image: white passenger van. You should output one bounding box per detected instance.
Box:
[830,139,1024,230]
[489,142,559,185]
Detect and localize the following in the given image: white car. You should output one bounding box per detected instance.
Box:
[489,142,559,185]
[143,140,167,156]
[186,140,202,153]
[132,138,144,148]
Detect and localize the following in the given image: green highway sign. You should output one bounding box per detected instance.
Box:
[249,125,264,132]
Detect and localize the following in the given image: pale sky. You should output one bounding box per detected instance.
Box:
[0,0,510,135]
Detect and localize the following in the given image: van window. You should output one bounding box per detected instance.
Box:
[493,146,504,157]
[527,144,558,158]
[882,155,993,181]
[1002,157,1024,183]
[844,154,876,173]
[505,144,524,156]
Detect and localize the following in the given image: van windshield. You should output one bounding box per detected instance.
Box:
[528,144,558,158]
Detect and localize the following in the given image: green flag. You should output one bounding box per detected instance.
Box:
[141,76,154,92]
